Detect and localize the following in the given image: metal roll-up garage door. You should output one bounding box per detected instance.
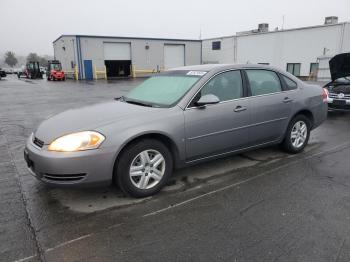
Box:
[164,44,185,70]
[103,42,131,60]
[103,42,131,77]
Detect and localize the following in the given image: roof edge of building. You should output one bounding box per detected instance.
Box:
[53,34,202,44]
[202,21,350,41]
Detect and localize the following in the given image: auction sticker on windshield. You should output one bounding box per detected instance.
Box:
[186,71,207,76]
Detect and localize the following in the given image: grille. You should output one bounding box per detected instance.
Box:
[33,137,44,148]
[329,92,350,99]
[43,173,87,182]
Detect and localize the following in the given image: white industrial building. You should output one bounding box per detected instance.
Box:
[53,35,201,79]
[202,17,350,80]
[53,17,350,81]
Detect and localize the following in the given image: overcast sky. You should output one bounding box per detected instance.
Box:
[0,0,349,56]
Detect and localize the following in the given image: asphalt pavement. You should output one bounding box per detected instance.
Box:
[1,75,350,262]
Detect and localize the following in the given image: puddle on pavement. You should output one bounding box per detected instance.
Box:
[49,153,264,213]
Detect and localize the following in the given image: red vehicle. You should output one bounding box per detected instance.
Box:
[47,60,65,81]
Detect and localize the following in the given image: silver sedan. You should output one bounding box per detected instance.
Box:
[24,64,328,197]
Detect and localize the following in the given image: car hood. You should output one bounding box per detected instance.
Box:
[35,101,163,144]
[329,53,350,81]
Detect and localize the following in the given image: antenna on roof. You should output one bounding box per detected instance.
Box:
[199,26,202,40]
[282,15,285,30]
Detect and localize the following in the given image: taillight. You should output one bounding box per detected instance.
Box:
[322,88,328,102]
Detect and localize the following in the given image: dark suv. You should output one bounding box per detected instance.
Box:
[324,53,350,111]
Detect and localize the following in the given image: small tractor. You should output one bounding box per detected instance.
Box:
[17,61,43,79]
[47,60,65,81]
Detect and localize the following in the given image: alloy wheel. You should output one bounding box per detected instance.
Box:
[290,121,308,148]
[129,149,166,190]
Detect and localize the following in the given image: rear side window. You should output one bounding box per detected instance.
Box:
[246,70,282,96]
[282,75,298,90]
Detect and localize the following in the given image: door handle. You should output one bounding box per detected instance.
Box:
[234,105,247,112]
[283,97,293,103]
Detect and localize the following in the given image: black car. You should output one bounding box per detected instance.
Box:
[324,53,350,111]
[0,68,6,79]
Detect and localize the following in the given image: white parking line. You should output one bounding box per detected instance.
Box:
[13,255,37,262]
[44,234,93,253]
[44,223,123,254]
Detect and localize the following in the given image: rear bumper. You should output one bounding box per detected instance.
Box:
[24,137,116,186]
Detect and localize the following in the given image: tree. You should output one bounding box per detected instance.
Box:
[39,56,48,66]
[4,51,18,67]
[26,53,52,66]
[27,53,40,63]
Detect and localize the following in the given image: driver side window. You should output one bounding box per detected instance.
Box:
[198,70,243,104]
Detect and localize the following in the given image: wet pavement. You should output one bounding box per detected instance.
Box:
[1,75,350,262]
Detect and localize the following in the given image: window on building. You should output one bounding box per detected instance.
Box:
[212,41,221,50]
[245,70,282,96]
[286,63,301,76]
[258,63,270,65]
[310,63,319,75]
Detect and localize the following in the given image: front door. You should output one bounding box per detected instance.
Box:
[84,60,93,80]
[184,70,251,161]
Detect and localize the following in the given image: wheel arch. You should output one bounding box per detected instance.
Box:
[112,132,182,179]
[292,109,315,128]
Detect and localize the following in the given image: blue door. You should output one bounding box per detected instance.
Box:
[84,60,93,80]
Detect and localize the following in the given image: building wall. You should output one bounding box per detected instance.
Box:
[54,36,202,79]
[236,24,345,76]
[202,23,350,77]
[53,36,77,73]
[202,37,235,64]
[341,23,350,53]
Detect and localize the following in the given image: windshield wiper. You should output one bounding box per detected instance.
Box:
[124,99,154,107]
[115,96,126,101]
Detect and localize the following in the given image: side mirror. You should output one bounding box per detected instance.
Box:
[195,94,220,107]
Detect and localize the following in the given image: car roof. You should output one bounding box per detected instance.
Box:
[169,63,302,85]
[171,63,283,72]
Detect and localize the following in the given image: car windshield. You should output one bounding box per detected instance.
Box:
[50,64,62,71]
[124,71,204,107]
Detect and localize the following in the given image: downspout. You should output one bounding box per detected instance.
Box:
[76,36,84,80]
[233,36,237,63]
[339,23,346,53]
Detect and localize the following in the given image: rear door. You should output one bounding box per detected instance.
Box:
[184,70,251,161]
[244,69,295,144]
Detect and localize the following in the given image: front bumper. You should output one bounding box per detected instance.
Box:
[52,74,65,80]
[24,138,116,186]
[327,97,350,111]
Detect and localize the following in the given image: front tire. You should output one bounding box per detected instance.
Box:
[115,139,173,198]
[281,115,311,154]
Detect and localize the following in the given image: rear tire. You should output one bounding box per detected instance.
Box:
[114,139,173,198]
[281,115,311,154]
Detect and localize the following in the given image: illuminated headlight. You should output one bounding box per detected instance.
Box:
[48,131,105,152]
